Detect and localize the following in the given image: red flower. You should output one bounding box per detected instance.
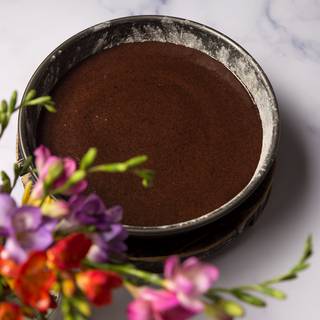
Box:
[14,252,56,312]
[0,302,23,320]
[76,270,122,306]
[47,233,92,270]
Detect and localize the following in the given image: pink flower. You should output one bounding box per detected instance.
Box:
[164,256,219,311]
[127,288,197,320]
[32,145,87,199]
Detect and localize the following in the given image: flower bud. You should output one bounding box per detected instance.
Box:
[0,100,8,113]
[80,148,97,170]
[62,278,76,298]
[9,91,17,114]
[44,161,64,187]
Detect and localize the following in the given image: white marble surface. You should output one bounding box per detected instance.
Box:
[1,0,320,319]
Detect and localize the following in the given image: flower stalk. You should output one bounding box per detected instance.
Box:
[84,261,165,287]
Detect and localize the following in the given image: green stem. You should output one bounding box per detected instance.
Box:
[211,285,263,293]
[55,226,97,238]
[85,261,164,287]
[39,192,48,207]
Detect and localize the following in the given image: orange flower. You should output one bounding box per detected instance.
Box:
[0,245,18,278]
[0,257,19,279]
[76,270,122,306]
[14,251,56,312]
[47,233,92,271]
[0,302,23,320]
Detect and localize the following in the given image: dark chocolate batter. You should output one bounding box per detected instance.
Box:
[37,42,262,226]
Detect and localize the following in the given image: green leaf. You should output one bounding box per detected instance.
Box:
[220,300,245,317]
[80,148,97,170]
[231,290,266,307]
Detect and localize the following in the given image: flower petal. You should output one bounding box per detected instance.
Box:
[76,270,122,306]
[12,206,42,232]
[2,238,27,263]
[127,299,154,320]
[34,145,51,172]
[14,252,56,312]
[105,205,123,222]
[19,226,54,252]
[0,302,23,320]
[164,256,179,279]
[47,233,92,270]
[0,193,16,235]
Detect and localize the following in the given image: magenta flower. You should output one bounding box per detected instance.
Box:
[32,145,87,199]
[164,256,219,311]
[127,288,197,320]
[0,194,56,263]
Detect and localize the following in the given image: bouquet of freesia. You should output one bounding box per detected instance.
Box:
[0,91,313,320]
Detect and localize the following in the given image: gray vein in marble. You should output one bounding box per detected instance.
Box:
[262,0,320,61]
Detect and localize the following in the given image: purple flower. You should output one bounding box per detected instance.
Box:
[0,194,16,237]
[127,288,197,320]
[68,194,121,230]
[32,145,87,199]
[87,225,128,262]
[0,194,56,263]
[164,256,219,311]
[68,194,127,262]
